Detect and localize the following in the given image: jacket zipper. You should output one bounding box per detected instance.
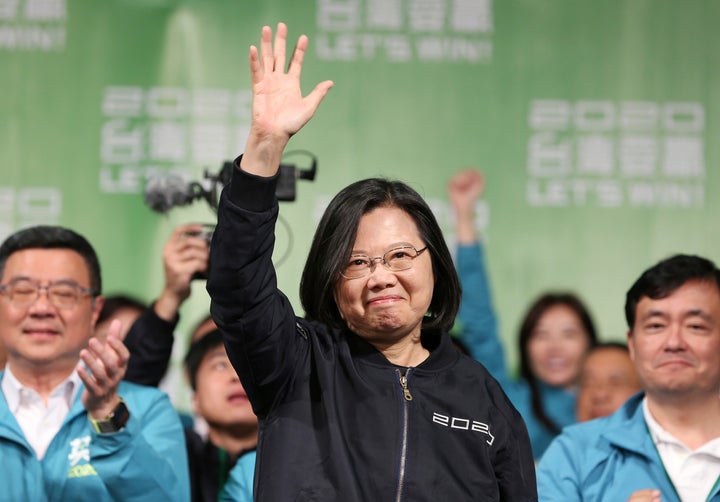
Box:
[395,368,413,502]
[399,369,413,401]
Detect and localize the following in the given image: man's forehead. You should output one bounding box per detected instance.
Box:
[2,248,91,282]
[585,350,633,374]
[636,280,720,317]
[202,345,229,361]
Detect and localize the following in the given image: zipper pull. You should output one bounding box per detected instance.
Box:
[399,370,413,401]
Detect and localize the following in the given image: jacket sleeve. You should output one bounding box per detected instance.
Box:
[89,388,190,501]
[206,162,304,416]
[123,303,177,387]
[456,242,509,382]
[219,450,256,502]
[536,432,584,501]
[495,423,539,501]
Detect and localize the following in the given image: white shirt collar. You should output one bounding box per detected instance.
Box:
[2,364,82,413]
[643,396,720,455]
[642,396,720,502]
[643,397,684,448]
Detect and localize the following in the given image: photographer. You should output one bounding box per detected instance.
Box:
[123,223,210,386]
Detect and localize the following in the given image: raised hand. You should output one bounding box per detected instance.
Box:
[241,22,334,177]
[78,319,130,420]
[447,169,485,244]
[154,223,210,320]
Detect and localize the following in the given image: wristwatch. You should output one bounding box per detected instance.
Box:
[90,399,130,433]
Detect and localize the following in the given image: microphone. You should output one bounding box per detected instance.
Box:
[142,152,318,214]
[143,174,206,214]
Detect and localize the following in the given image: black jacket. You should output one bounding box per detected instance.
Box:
[124,304,176,387]
[207,165,537,501]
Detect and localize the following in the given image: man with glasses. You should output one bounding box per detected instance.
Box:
[0,225,190,501]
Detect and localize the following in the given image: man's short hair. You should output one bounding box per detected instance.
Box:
[184,329,224,391]
[0,225,102,293]
[625,254,720,329]
[98,294,146,325]
[587,341,629,355]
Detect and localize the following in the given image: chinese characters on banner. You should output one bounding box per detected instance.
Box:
[526,100,705,208]
[99,86,252,194]
[0,188,62,243]
[316,0,493,62]
[0,0,66,51]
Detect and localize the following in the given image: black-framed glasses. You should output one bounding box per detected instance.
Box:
[341,245,428,279]
[0,279,97,309]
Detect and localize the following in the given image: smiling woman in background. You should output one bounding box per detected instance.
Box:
[449,169,598,459]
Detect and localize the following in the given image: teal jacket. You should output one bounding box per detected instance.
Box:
[456,242,576,459]
[0,375,190,501]
[537,393,720,502]
[219,450,256,502]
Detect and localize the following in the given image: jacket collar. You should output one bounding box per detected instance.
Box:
[343,328,458,372]
[602,392,659,460]
[600,393,720,501]
[0,370,88,443]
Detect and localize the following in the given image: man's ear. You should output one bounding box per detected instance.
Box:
[90,295,104,329]
[627,329,635,362]
[191,392,200,417]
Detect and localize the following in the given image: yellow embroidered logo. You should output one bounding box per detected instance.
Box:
[66,435,97,478]
[67,464,98,478]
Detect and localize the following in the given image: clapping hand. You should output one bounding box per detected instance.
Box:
[78,319,129,420]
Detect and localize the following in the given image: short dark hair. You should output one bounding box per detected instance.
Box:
[625,254,720,329]
[184,329,224,390]
[0,225,102,293]
[98,294,146,325]
[299,178,460,332]
[588,341,629,354]
[518,292,598,434]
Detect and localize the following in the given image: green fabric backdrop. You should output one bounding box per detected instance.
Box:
[2,0,718,409]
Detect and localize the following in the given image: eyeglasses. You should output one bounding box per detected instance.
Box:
[341,245,428,279]
[0,279,97,309]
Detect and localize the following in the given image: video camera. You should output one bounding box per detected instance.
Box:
[142,152,317,280]
[143,151,318,214]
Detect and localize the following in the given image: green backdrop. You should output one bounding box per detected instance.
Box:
[3,0,718,410]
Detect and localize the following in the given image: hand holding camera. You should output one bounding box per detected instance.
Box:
[154,223,211,321]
